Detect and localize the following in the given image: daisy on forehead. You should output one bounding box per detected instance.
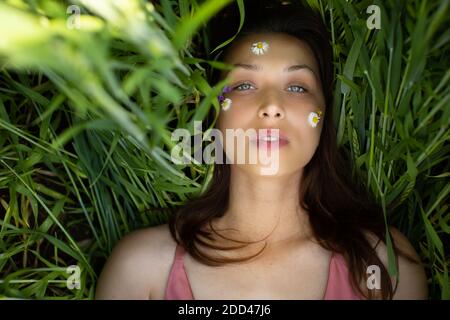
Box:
[251,41,269,55]
[216,32,327,176]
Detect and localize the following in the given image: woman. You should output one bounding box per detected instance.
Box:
[95,1,428,300]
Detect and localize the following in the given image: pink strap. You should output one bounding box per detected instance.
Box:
[323,253,363,299]
[164,244,194,299]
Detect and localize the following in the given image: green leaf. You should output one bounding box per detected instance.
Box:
[173,0,233,49]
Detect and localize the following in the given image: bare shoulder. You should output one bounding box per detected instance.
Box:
[95,223,177,300]
[364,227,429,299]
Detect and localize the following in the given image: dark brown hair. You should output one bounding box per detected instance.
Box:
[168,0,419,299]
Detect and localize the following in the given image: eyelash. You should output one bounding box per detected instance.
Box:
[233,82,308,93]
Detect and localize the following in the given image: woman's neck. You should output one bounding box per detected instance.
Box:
[208,167,312,248]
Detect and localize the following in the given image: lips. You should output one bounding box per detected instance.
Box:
[253,128,289,142]
[250,128,289,148]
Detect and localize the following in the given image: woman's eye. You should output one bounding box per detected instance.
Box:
[287,85,307,93]
[232,83,306,93]
[234,83,254,91]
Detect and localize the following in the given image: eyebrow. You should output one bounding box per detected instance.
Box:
[233,63,317,76]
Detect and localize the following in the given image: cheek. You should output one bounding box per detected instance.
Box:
[218,97,253,124]
[289,105,324,130]
[288,108,324,149]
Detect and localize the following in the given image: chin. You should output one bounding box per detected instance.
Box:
[234,163,291,177]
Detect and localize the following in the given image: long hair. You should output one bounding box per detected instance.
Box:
[168,0,418,299]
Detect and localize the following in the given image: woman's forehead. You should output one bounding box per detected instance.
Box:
[222,33,320,79]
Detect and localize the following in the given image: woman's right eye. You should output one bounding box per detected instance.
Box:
[234,83,255,91]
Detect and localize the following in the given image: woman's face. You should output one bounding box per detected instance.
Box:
[217,32,326,176]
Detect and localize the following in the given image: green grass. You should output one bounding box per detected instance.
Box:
[0,0,448,299]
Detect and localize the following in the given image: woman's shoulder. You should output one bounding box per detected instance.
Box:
[115,223,177,258]
[95,223,177,299]
[362,227,428,299]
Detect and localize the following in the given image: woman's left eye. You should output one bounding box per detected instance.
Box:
[287,85,307,93]
[234,83,255,91]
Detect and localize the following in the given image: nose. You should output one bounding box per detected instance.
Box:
[258,95,285,120]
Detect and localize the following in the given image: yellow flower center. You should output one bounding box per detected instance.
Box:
[313,117,318,123]
[257,43,263,49]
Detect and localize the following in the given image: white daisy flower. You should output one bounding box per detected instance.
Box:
[308,112,321,127]
[221,98,232,111]
[251,41,269,55]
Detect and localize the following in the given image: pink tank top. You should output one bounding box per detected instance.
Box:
[164,244,364,300]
